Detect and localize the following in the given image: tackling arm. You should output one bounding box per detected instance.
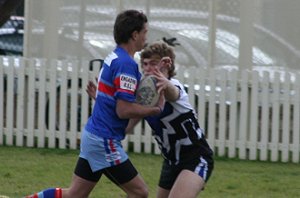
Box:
[116,94,164,119]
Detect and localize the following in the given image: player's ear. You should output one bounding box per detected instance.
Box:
[132,31,138,40]
[159,59,171,71]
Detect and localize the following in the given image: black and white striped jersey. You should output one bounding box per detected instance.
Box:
[145,78,213,165]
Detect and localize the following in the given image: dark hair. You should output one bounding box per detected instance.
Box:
[141,41,176,78]
[113,10,148,45]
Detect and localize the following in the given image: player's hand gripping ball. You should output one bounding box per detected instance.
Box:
[136,75,159,107]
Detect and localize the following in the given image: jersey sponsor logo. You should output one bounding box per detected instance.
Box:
[120,74,137,92]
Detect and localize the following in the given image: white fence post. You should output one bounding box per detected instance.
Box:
[80,60,90,135]
[292,74,300,163]
[228,70,238,158]
[238,70,249,159]
[58,60,68,149]
[207,68,216,152]
[143,122,152,154]
[197,66,206,133]
[270,73,280,162]
[37,59,46,148]
[187,67,196,108]
[132,120,142,153]
[218,70,227,156]
[281,73,291,162]
[70,60,79,149]
[5,57,14,145]
[260,72,270,161]
[0,57,4,144]
[48,59,58,148]
[16,58,25,147]
[26,58,36,147]
[249,71,259,160]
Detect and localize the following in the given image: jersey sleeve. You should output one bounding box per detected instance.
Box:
[113,59,141,102]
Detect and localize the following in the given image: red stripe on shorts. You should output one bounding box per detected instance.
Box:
[109,139,121,165]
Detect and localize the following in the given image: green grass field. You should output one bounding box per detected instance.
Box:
[0,146,299,198]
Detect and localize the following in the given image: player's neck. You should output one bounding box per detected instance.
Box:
[119,43,136,58]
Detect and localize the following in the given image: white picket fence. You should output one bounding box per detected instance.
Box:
[1,56,299,163]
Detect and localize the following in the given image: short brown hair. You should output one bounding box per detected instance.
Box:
[113,10,148,45]
[140,41,176,78]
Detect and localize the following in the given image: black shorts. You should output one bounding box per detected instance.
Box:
[74,157,138,184]
[158,155,214,190]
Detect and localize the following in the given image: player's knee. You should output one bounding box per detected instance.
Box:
[128,185,148,198]
[138,185,149,198]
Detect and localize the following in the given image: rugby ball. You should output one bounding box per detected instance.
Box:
[136,75,159,107]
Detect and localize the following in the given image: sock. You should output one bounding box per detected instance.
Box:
[26,188,62,198]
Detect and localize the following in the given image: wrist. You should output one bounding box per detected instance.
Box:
[157,106,163,114]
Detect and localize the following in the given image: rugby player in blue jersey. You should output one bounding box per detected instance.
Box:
[26,9,165,198]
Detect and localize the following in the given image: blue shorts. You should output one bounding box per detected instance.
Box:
[79,128,128,172]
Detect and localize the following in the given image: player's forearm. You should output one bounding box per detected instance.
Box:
[116,100,161,119]
[118,105,161,119]
[164,82,179,102]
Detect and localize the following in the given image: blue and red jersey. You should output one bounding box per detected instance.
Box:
[85,46,141,141]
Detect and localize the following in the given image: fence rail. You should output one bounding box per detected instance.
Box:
[1,56,299,163]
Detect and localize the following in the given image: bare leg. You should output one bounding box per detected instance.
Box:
[168,170,205,198]
[156,186,170,198]
[62,174,97,198]
[118,174,148,198]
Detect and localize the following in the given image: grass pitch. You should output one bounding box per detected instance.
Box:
[0,146,299,197]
